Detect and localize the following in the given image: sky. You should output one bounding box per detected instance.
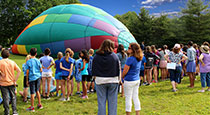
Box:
[80,0,189,16]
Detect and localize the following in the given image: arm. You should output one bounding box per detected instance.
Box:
[14,66,21,83]
[54,63,56,69]
[199,54,205,66]
[68,64,73,79]
[122,64,130,79]
[179,55,188,64]
[26,69,29,86]
[47,59,55,69]
[79,60,86,71]
[60,62,70,71]
[164,54,171,63]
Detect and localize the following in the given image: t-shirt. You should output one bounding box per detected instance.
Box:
[140,56,146,70]
[0,57,2,60]
[55,59,61,74]
[159,51,166,61]
[87,56,93,76]
[117,53,127,69]
[75,59,83,79]
[124,56,141,81]
[22,63,27,76]
[0,59,20,86]
[168,52,183,67]
[40,56,54,73]
[81,60,88,75]
[187,46,196,61]
[144,52,158,69]
[25,58,42,82]
[60,57,74,76]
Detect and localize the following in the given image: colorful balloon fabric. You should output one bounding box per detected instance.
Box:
[12,4,137,56]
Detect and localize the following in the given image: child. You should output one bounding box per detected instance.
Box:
[0,49,21,115]
[74,52,83,94]
[26,48,43,112]
[22,55,31,102]
[60,48,74,101]
[40,48,55,99]
[54,52,63,97]
[69,50,75,96]
[87,48,94,93]
[79,49,89,99]
[140,55,147,85]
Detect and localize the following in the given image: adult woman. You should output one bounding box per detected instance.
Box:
[122,43,143,115]
[164,44,188,92]
[159,45,167,80]
[117,44,127,97]
[186,41,196,88]
[198,45,210,92]
[92,39,120,115]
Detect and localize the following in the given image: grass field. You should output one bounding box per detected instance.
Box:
[1,54,210,115]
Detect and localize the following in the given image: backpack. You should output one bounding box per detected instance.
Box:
[145,57,154,69]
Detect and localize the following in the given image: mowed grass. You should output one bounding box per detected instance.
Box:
[1,54,210,115]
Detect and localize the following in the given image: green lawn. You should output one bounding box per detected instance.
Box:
[1,54,210,115]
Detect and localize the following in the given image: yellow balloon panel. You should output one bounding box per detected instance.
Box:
[17,45,28,55]
[28,15,48,28]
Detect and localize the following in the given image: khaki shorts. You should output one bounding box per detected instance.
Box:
[42,72,52,77]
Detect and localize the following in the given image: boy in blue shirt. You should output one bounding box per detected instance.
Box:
[26,48,43,112]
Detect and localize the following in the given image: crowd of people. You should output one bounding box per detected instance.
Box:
[0,40,210,115]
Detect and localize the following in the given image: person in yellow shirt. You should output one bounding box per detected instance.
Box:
[0,49,21,115]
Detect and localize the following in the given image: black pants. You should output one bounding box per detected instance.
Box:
[0,85,17,115]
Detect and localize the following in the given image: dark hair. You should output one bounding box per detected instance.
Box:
[30,48,37,56]
[96,39,115,55]
[129,43,143,61]
[44,48,51,55]
[188,41,193,46]
[39,53,44,58]
[80,49,89,62]
[1,49,9,58]
[162,45,166,54]
[117,44,126,59]
[145,46,152,53]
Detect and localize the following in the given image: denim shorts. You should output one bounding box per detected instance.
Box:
[169,66,182,83]
[29,78,41,94]
[55,72,62,80]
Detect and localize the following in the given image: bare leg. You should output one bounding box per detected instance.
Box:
[70,78,74,95]
[36,91,41,105]
[42,77,46,97]
[61,80,65,98]
[23,88,28,101]
[77,82,80,92]
[126,112,131,115]
[31,94,35,107]
[136,110,140,115]
[67,79,71,97]
[47,77,51,97]
[56,80,60,94]
[153,67,158,82]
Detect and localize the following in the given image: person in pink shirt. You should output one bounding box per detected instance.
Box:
[0,49,21,115]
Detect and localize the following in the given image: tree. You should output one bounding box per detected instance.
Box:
[181,0,210,44]
[0,0,80,47]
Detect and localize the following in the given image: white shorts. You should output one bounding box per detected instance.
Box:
[42,72,52,77]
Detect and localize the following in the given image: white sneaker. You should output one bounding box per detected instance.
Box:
[66,97,70,101]
[59,97,66,101]
[198,90,205,93]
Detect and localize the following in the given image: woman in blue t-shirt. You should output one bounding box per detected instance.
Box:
[79,49,89,99]
[122,43,143,115]
[60,48,74,101]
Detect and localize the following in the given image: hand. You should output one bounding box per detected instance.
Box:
[202,63,205,66]
[67,76,70,80]
[47,66,50,69]
[26,81,29,87]
[168,60,171,63]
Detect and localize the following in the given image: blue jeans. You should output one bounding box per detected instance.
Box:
[0,85,17,115]
[200,73,210,87]
[169,66,182,83]
[96,83,118,115]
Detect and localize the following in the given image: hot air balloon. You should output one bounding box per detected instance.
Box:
[12,4,137,57]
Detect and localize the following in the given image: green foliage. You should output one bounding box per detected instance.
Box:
[115,0,210,48]
[0,0,80,47]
